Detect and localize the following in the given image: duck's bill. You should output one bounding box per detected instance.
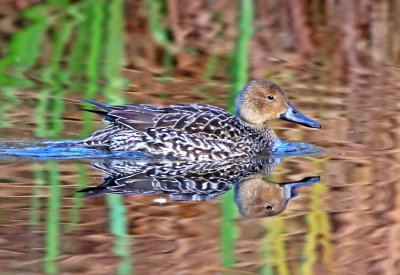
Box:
[281,176,320,203]
[280,103,321,128]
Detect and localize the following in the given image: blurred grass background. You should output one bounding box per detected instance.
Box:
[1,0,399,93]
[1,0,399,136]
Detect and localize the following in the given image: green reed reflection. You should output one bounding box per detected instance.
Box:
[260,164,289,275]
[221,0,254,268]
[44,162,61,274]
[30,163,45,229]
[221,189,239,268]
[262,218,289,275]
[66,164,88,231]
[107,195,133,275]
[0,88,18,128]
[34,88,67,138]
[301,180,333,274]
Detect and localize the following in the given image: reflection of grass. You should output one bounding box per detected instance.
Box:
[301,182,331,274]
[66,164,88,232]
[261,219,289,275]
[260,160,289,274]
[0,88,18,127]
[44,162,61,274]
[34,88,67,139]
[107,195,133,275]
[221,189,239,268]
[301,159,332,274]
[30,164,45,230]
[35,89,51,137]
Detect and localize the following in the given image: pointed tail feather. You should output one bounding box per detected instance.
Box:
[80,99,113,111]
[78,177,115,197]
[78,186,111,197]
[80,108,108,116]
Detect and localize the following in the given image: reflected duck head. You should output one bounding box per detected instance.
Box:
[234,176,288,218]
[234,176,320,218]
[235,79,321,128]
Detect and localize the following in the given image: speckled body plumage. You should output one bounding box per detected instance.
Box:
[83,103,277,161]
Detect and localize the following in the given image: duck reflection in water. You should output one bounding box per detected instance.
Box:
[80,158,320,218]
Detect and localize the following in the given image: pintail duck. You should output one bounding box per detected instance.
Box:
[79,158,320,217]
[82,79,320,161]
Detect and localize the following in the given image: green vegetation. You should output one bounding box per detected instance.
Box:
[107,195,133,275]
[229,0,254,113]
[220,0,254,268]
[221,189,239,268]
[0,0,127,137]
[0,0,337,273]
[44,162,61,274]
[301,159,332,274]
[144,0,174,76]
[259,162,289,275]
[66,164,89,231]
[30,163,46,229]
[0,2,130,273]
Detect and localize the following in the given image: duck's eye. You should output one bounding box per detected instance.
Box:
[268,95,274,100]
[266,205,273,211]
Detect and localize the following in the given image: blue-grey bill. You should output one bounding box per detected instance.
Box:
[280,103,321,128]
[282,176,321,203]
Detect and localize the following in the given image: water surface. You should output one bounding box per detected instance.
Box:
[2,74,399,274]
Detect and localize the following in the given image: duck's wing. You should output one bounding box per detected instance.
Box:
[82,100,247,140]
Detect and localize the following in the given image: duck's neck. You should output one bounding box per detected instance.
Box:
[241,121,278,150]
[242,120,273,135]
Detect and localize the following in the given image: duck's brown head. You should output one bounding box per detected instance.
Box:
[235,79,320,128]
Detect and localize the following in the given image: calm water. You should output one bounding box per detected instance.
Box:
[2,72,400,274]
[1,2,400,275]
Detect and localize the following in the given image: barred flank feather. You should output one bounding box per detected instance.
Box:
[81,100,277,161]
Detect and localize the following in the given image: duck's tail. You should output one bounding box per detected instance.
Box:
[80,99,113,111]
[78,177,115,197]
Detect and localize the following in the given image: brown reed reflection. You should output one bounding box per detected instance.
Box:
[80,158,320,218]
